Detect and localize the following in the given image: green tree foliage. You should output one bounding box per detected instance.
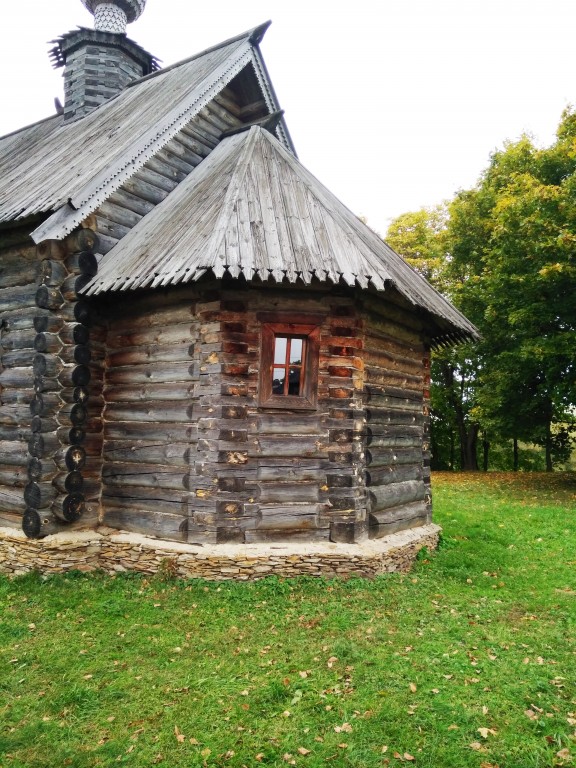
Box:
[386,108,576,470]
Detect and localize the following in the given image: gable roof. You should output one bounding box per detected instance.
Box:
[83,126,478,345]
[0,23,292,241]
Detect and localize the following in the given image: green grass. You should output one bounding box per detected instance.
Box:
[0,472,575,768]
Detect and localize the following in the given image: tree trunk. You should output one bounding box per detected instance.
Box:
[513,437,519,472]
[482,431,490,472]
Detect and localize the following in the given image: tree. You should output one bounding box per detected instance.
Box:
[386,108,576,470]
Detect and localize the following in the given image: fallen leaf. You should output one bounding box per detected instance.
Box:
[297,747,311,755]
[174,726,185,743]
[338,743,348,749]
[524,709,538,721]
[255,754,264,762]
[334,723,353,733]
[409,682,417,693]
[447,724,459,731]
[189,738,199,745]
[299,671,308,679]
[469,742,484,751]
[482,706,489,715]
[557,748,571,761]
[478,728,497,739]
[200,748,211,758]
[404,753,415,761]
[381,746,388,753]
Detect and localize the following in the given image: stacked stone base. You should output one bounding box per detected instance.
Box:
[0,524,441,580]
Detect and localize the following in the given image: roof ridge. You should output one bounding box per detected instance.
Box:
[0,113,61,143]
[126,21,271,89]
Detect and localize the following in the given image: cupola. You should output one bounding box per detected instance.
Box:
[49,0,159,121]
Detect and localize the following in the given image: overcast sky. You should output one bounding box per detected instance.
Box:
[1,0,575,234]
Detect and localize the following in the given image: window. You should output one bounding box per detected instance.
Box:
[259,316,321,409]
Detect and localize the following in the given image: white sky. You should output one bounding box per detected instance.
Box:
[0,0,574,235]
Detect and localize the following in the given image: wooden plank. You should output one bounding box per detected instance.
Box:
[257,482,320,503]
[107,343,193,367]
[369,513,429,539]
[102,507,190,542]
[104,421,197,442]
[104,400,194,423]
[251,436,326,459]
[104,361,194,385]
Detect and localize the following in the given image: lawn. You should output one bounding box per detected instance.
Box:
[0,473,574,768]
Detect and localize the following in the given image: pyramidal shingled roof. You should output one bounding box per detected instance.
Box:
[82,126,477,344]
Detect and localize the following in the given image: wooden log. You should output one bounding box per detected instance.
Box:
[0,404,31,427]
[144,154,188,184]
[0,466,27,486]
[65,228,99,254]
[107,188,154,218]
[27,456,58,482]
[257,483,319,503]
[36,239,67,261]
[58,364,91,388]
[365,407,424,425]
[27,431,60,458]
[96,200,142,230]
[104,381,196,403]
[60,274,94,302]
[365,464,423,487]
[1,328,36,350]
[59,344,92,366]
[255,413,323,435]
[0,484,25,513]
[33,314,64,333]
[2,349,34,368]
[102,463,187,491]
[254,504,322,531]
[54,445,86,472]
[22,508,61,538]
[0,263,39,289]
[29,392,61,416]
[0,368,34,389]
[102,506,190,541]
[93,215,131,242]
[123,174,170,205]
[0,285,37,312]
[24,481,57,509]
[0,384,35,404]
[103,421,197,442]
[105,361,194,386]
[33,353,63,378]
[106,321,195,348]
[34,333,63,354]
[364,434,422,450]
[52,494,85,523]
[365,447,424,468]
[39,259,68,286]
[107,343,192,367]
[0,440,32,466]
[251,436,326,459]
[35,286,63,310]
[104,400,193,423]
[64,251,99,276]
[102,441,188,465]
[101,484,189,507]
[368,480,425,512]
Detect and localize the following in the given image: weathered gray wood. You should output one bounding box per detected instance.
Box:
[107,343,192,367]
[105,361,194,385]
[103,507,190,541]
[24,480,57,509]
[102,463,187,490]
[106,321,195,348]
[245,527,330,543]
[365,464,423,487]
[104,381,196,403]
[365,447,424,468]
[0,441,32,466]
[104,420,197,442]
[255,504,321,530]
[368,513,429,539]
[257,483,319,503]
[104,400,193,423]
[1,328,36,350]
[368,480,426,512]
[251,436,326,459]
[64,228,100,254]
[0,484,24,513]
[22,508,62,538]
[103,441,189,465]
[0,466,27,486]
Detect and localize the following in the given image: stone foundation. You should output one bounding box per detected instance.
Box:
[0,524,441,581]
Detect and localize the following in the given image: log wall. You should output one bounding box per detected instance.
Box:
[0,226,40,529]
[360,289,432,539]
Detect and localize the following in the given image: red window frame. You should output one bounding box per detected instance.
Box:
[258,317,321,410]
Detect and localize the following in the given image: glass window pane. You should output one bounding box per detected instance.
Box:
[288,367,301,395]
[289,338,303,364]
[274,336,287,365]
[272,368,286,394]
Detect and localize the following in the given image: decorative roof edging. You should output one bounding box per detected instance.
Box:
[31,45,256,243]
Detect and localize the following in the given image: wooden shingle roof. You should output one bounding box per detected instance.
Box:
[82,126,478,344]
[0,23,291,241]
